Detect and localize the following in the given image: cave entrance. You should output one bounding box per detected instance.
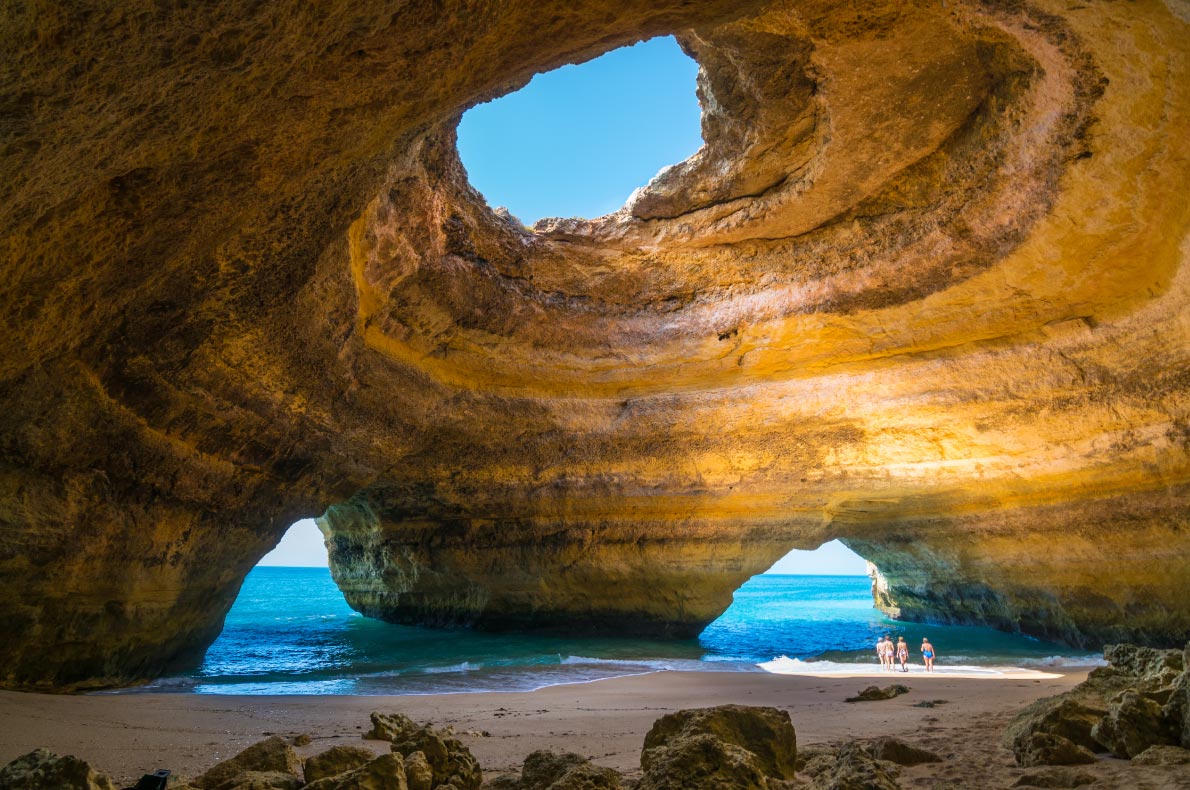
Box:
[698,540,888,662]
[193,521,360,692]
[456,35,702,225]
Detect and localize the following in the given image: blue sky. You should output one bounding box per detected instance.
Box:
[456,35,704,224]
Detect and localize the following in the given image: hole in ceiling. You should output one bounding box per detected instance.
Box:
[457,35,703,226]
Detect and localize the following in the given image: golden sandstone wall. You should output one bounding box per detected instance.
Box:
[1,0,1187,689]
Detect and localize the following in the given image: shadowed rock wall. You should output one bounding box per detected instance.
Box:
[1,0,1188,689]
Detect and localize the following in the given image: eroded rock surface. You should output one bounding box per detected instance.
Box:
[0,749,116,790]
[1005,642,1190,766]
[2,0,1190,688]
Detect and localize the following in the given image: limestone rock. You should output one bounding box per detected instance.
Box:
[637,706,800,790]
[303,754,407,790]
[1011,768,1096,788]
[403,751,434,790]
[517,751,620,790]
[867,738,941,766]
[2,0,1190,690]
[0,749,117,790]
[193,737,301,790]
[1090,689,1178,758]
[845,686,909,703]
[305,746,381,783]
[1163,649,1190,748]
[1101,644,1184,687]
[384,720,481,790]
[1132,744,1190,765]
[809,743,900,790]
[1013,734,1097,769]
[1004,696,1105,766]
[209,772,302,790]
[367,713,420,742]
[641,705,797,780]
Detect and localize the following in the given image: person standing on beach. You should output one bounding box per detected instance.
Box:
[921,638,936,672]
[896,637,909,672]
[878,636,893,670]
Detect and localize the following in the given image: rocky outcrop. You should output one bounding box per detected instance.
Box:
[190,737,302,790]
[303,754,408,790]
[363,711,481,790]
[1005,642,1190,766]
[865,739,940,767]
[801,743,899,790]
[638,705,799,790]
[495,751,622,790]
[305,747,382,785]
[0,749,116,790]
[2,0,1190,688]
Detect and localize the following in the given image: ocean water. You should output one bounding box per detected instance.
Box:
[143,568,1099,695]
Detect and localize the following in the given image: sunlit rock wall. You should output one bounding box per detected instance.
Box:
[1,0,1188,688]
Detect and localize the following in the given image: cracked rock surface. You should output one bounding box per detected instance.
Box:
[1,0,1189,689]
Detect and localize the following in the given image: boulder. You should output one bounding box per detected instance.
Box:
[867,738,941,766]
[639,735,770,790]
[1090,689,1177,758]
[305,746,381,783]
[367,713,420,742]
[518,751,620,790]
[1102,644,1184,685]
[483,778,522,790]
[0,749,117,790]
[303,753,408,790]
[810,743,900,790]
[1011,767,1096,788]
[1003,696,1105,766]
[1163,654,1190,748]
[845,686,909,703]
[192,737,302,790]
[209,772,302,790]
[1131,745,1190,765]
[641,705,797,780]
[1013,734,1096,768]
[404,751,434,790]
[389,724,481,790]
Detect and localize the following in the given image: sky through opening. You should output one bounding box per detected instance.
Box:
[456,36,703,224]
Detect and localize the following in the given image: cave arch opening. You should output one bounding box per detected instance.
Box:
[697,540,890,663]
[456,34,703,226]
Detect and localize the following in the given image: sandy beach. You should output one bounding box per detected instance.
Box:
[7,665,1170,789]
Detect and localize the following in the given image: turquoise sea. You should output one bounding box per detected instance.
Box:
[142,568,1099,695]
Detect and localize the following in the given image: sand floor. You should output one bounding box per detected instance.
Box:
[2,668,1187,789]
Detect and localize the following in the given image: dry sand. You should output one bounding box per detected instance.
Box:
[1,668,1186,788]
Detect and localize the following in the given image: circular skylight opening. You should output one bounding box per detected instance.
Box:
[457,36,703,226]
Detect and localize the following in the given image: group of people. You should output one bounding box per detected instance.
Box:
[876,635,935,672]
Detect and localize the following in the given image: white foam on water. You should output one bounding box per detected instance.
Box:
[757,655,1068,679]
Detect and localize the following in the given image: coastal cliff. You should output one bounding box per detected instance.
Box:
[1,0,1188,689]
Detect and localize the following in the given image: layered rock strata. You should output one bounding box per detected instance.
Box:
[1,0,1189,689]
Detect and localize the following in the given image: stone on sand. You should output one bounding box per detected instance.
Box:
[845,686,909,703]
[305,746,381,783]
[638,705,799,790]
[303,753,407,790]
[192,737,301,790]
[0,749,117,790]
[867,738,941,766]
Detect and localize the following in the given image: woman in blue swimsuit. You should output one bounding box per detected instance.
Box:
[921,638,936,672]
